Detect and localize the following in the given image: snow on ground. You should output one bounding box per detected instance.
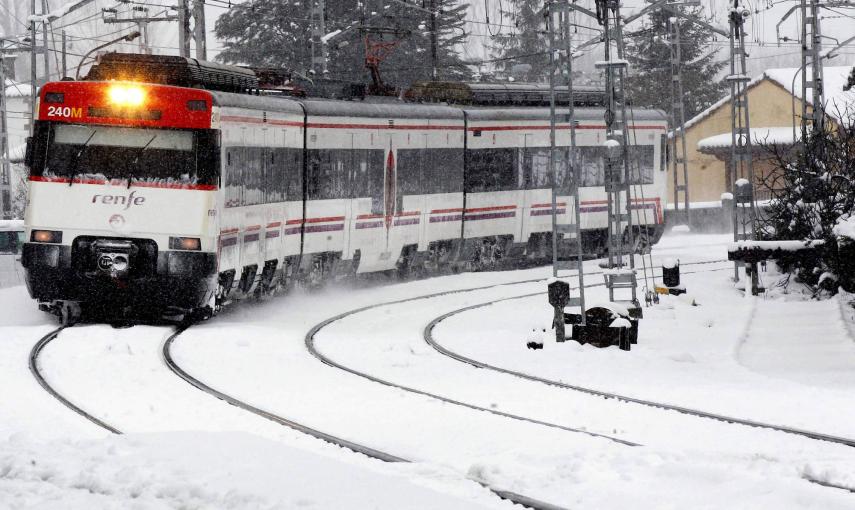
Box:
[2,232,855,508]
[739,294,855,388]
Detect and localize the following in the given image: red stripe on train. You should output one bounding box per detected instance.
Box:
[29,175,218,190]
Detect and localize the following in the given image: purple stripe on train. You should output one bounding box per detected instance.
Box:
[580,204,657,214]
[429,214,463,223]
[244,233,260,243]
[393,218,420,227]
[220,237,238,248]
[356,221,384,229]
[266,230,280,239]
[465,211,516,221]
[531,209,566,216]
[304,223,344,234]
[284,227,302,235]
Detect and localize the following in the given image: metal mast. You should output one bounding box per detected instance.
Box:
[727,1,757,285]
[310,0,328,75]
[549,0,586,339]
[596,0,639,309]
[800,0,824,133]
[667,16,691,226]
[0,57,10,219]
[177,0,191,57]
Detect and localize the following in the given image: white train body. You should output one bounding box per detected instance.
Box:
[22,74,667,317]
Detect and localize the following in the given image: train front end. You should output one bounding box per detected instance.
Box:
[22,80,220,321]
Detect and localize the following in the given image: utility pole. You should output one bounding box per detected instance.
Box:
[310,0,328,75]
[548,0,586,339]
[177,0,191,57]
[800,0,824,134]
[429,0,437,79]
[61,31,67,78]
[29,0,37,132]
[0,55,10,219]
[193,0,207,60]
[667,16,691,227]
[727,1,757,285]
[40,0,50,81]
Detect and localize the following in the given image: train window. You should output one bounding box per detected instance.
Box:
[627,145,655,185]
[579,147,605,187]
[522,148,571,190]
[224,147,243,208]
[0,231,18,254]
[273,148,303,201]
[30,122,219,186]
[307,149,383,203]
[424,149,463,194]
[397,149,422,197]
[360,150,385,214]
[465,148,518,193]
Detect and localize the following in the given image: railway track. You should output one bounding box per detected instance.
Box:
[423,283,855,449]
[30,258,854,505]
[303,260,855,494]
[28,326,122,435]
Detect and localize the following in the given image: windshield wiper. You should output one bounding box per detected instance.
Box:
[128,135,157,189]
[67,129,98,187]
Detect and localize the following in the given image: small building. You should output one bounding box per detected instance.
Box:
[669,66,855,209]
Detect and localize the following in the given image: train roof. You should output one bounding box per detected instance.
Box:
[299,98,464,120]
[210,90,666,123]
[463,107,667,123]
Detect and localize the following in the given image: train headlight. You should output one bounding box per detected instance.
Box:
[108,85,146,107]
[169,237,201,251]
[31,230,63,243]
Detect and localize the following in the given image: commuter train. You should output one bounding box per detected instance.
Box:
[22,54,668,322]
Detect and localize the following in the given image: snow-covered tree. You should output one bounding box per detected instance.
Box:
[846,66,855,91]
[757,108,855,291]
[488,0,548,82]
[215,0,471,87]
[624,7,727,118]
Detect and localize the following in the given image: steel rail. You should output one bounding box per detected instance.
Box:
[164,326,568,510]
[28,326,123,434]
[424,271,855,450]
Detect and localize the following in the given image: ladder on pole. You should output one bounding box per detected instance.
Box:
[800,0,824,134]
[596,0,640,315]
[727,1,758,290]
[549,0,586,339]
[668,17,691,226]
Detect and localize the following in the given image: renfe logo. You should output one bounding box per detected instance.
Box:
[92,191,146,210]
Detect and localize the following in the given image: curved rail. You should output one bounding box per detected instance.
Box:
[164,327,569,510]
[28,326,123,434]
[424,276,855,449]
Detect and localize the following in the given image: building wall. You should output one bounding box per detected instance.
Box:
[669,79,808,203]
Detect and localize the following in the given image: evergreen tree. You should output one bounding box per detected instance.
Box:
[488,0,549,82]
[757,109,855,292]
[624,7,727,119]
[214,0,471,87]
[846,66,855,91]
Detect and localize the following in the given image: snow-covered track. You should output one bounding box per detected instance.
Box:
[423,275,855,450]
[28,326,122,435]
[162,327,406,462]
[163,326,568,510]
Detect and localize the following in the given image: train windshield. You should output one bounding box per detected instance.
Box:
[29,122,219,186]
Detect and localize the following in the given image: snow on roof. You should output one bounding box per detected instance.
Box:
[4,79,32,98]
[765,66,855,120]
[697,127,798,151]
[683,65,855,132]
